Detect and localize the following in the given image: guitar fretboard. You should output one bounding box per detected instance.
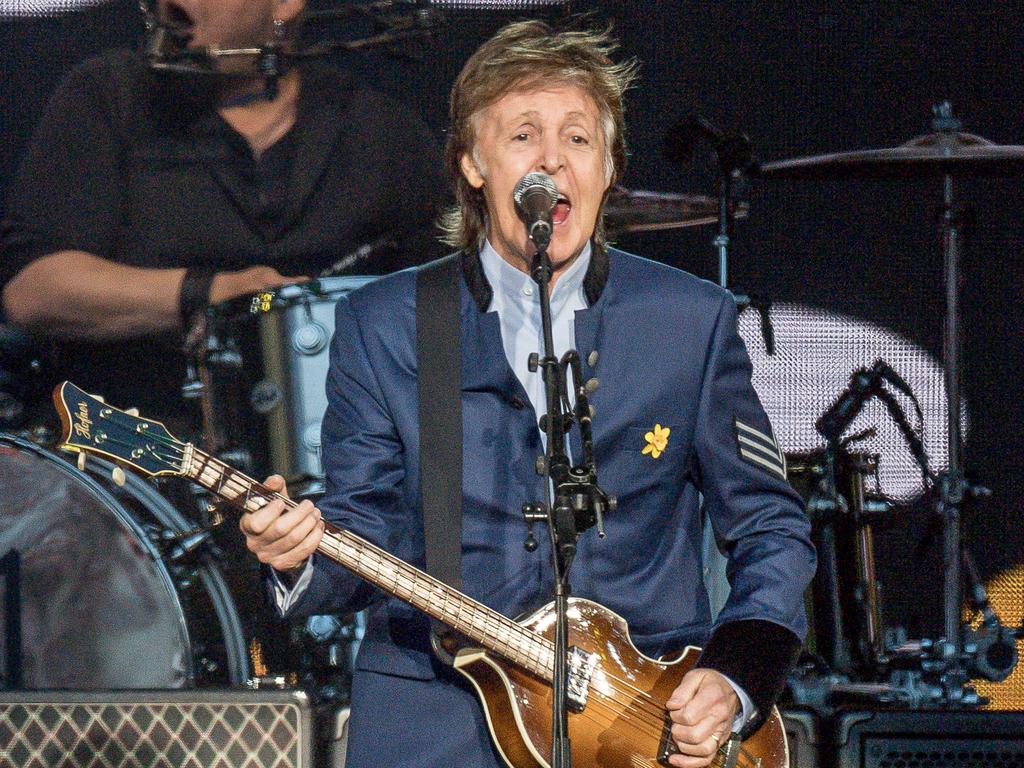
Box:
[182,445,556,680]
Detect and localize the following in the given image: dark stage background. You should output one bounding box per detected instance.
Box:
[1,2,1022,644]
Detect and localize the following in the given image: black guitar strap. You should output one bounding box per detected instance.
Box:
[416,255,463,645]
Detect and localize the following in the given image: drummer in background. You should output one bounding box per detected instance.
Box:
[0,0,447,426]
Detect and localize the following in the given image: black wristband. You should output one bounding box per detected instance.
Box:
[179,267,216,328]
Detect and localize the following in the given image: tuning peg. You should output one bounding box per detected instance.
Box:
[112,466,126,487]
[77,452,87,471]
[125,407,139,416]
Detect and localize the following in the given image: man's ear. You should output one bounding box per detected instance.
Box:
[460,152,485,189]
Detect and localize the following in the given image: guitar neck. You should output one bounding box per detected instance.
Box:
[181,444,554,679]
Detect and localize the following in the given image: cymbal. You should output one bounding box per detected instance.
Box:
[603,185,749,235]
[757,132,1024,180]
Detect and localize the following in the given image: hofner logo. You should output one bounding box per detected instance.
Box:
[73,402,93,440]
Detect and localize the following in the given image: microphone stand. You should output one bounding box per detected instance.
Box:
[693,118,777,354]
[524,230,613,768]
[141,0,441,98]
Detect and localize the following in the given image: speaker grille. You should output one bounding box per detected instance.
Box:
[837,711,1024,768]
[0,691,310,768]
[865,738,1024,768]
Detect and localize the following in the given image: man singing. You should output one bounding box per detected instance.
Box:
[242,20,815,768]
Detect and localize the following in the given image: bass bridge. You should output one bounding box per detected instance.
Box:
[566,646,599,712]
[658,724,747,768]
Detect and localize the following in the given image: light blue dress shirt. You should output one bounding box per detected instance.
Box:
[478,238,590,431]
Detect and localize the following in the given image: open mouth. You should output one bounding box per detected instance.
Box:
[552,194,572,226]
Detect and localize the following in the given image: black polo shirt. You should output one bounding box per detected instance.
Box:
[1,50,447,421]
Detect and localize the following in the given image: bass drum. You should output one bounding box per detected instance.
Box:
[0,434,249,688]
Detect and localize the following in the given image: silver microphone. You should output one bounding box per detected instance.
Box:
[513,172,558,249]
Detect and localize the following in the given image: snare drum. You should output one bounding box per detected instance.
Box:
[0,434,248,688]
[199,277,377,496]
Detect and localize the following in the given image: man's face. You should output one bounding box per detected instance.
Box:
[460,84,611,279]
[157,0,281,50]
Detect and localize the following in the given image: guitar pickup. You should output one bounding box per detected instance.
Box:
[566,646,598,712]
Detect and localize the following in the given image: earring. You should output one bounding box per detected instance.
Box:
[272,17,286,41]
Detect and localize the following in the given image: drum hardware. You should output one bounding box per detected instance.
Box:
[292,613,367,707]
[319,235,400,279]
[178,279,378,682]
[790,444,893,683]
[192,276,376,497]
[754,114,1024,181]
[602,185,750,237]
[139,0,448,98]
[154,525,223,565]
[662,113,756,286]
[961,549,1019,684]
[763,103,1024,707]
[0,434,250,687]
[188,305,256,475]
[661,114,777,360]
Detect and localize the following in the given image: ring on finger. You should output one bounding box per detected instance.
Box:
[710,732,721,746]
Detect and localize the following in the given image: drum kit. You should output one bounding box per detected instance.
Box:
[0,103,1021,724]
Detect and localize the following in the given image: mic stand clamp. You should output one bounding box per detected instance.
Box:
[521,238,614,768]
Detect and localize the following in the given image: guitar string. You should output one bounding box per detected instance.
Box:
[100,448,757,768]
[89,424,758,765]
[181,449,762,768]
[96,420,708,722]
[107,434,759,768]
[106,433,754,761]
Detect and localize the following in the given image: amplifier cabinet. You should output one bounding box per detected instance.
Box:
[0,689,312,768]
[781,707,821,768]
[835,709,1024,768]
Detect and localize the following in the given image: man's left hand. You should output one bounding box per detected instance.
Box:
[665,668,739,768]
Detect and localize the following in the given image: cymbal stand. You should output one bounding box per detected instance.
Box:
[933,103,970,700]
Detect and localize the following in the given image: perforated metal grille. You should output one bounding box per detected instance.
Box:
[865,738,1024,768]
[0,701,305,768]
[972,566,1024,711]
[0,0,107,18]
[427,0,568,6]
[737,302,958,502]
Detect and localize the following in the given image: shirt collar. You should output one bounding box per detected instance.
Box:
[478,240,592,312]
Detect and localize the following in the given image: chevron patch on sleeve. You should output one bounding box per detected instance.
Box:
[734,417,787,479]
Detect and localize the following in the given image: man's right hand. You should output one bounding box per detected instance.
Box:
[209,266,308,305]
[239,474,324,575]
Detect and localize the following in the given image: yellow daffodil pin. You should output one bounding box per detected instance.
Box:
[642,424,671,459]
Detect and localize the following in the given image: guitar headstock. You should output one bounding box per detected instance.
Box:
[52,381,188,478]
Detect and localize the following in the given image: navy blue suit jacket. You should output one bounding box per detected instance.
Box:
[287,248,815,767]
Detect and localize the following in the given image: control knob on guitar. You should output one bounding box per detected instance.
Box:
[53,380,789,768]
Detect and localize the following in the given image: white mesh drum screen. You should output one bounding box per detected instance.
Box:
[737,302,960,502]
